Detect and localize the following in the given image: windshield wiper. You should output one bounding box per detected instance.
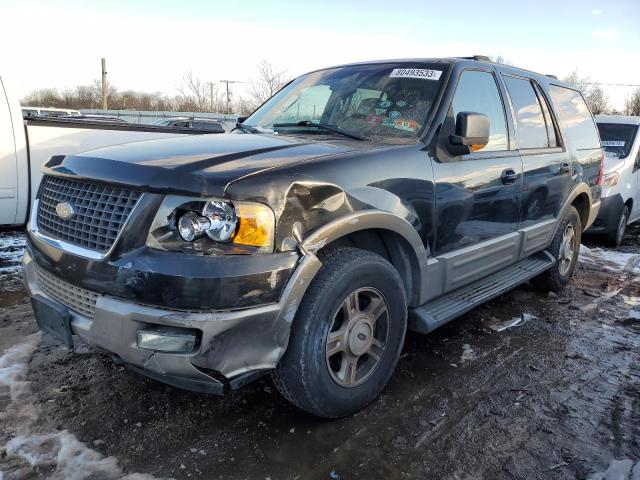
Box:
[272,121,366,141]
[232,122,260,134]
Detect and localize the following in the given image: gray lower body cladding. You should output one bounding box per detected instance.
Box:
[23,247,321,393]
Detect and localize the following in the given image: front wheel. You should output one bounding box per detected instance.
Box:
[272,247,407,418]
[531,206,581,292]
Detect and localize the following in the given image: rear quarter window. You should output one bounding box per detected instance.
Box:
[548,85,599,150]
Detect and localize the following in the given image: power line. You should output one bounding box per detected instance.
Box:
[582,82,640,87]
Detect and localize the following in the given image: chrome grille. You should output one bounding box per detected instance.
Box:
[37,175,141,253]
[35,264,98,318]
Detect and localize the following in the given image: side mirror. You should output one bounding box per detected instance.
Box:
[237,116,248,125]
[449,112,490,153]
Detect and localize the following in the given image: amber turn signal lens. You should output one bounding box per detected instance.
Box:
[232,203,275,251]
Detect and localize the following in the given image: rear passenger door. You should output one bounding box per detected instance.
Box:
[431,69,522,292]
[501,75,573,242]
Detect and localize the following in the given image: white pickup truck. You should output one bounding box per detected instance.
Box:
[0,74,214,226]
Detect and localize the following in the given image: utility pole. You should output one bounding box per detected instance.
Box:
[219,80,237,114]
[209,82,214,112]
[101,57,108,110]
[219,80,249,114]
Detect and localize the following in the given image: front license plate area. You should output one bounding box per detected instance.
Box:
[31,294,74,348]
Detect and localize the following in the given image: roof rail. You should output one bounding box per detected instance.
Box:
[546,74,558,79]
[456,55,492,62]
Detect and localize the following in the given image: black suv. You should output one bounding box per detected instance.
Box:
[24,57,602,418]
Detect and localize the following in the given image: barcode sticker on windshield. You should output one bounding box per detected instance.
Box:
[390,69,442,81]
[602,140,625,147]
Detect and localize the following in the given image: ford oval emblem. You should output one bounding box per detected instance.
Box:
[55,202,75,220]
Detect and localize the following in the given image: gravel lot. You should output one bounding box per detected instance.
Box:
[0,228,639,479]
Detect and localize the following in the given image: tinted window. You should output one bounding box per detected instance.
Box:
[451,70,508,151]
[534,84,559,148]
[549,85,599,150]
[503,76,549,149]
[597,123,638,159]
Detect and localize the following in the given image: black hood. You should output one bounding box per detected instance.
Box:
[44,133,363,197]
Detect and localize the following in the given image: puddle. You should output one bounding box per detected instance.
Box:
[486,313,537,332]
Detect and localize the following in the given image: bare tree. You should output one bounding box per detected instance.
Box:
[561,70,612,114]
[585,85,610,115]
[177,72,222,112]
[625,88,640,116]
[249,60,288,110]
[489,55,513,66]
[562,70,594,96]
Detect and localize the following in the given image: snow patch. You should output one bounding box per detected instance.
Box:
[579,245,640,273]
[0,334,40,403]
[459,344,477,363]
[5,432,158,480]
[622,295,640,307]
[0,232,26,275]
[0,338,162,479]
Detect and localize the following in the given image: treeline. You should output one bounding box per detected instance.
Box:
[21,60,640,117]
[21,61,289,115]
[562,70,640,116]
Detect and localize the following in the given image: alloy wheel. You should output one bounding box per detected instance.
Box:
[558,223,577,276]
[325,287,390,388]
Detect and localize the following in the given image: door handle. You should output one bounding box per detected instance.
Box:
[559,162,571,174]
[501,168,518,184]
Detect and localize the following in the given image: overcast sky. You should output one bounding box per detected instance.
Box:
[1,0,638,109]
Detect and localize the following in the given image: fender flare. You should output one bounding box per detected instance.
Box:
[298,210,429,306]
[555,183,595,235]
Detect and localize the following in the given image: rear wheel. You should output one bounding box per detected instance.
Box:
[605,205,629,248]
[272,247,407,418]
[531,206,581,292]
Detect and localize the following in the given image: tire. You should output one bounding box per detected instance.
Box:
[605,205,629,248]
[272,247,407,418]
[531,206,581,292]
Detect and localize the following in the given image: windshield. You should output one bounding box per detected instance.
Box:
[597,122,638,159]
[245,62,449,143]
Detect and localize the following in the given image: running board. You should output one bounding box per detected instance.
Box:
[409,251,555,334]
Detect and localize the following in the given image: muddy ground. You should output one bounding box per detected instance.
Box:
[0,228,639,480]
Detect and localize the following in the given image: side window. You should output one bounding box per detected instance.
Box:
[503,76,549,149]
[548,85,600,150]
[451,70,508,152]
[533,84,559,148]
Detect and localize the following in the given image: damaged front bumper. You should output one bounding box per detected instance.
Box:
[23,247,321,394]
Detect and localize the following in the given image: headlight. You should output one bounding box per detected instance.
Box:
[147,195,275,254]
[602,172,619,188]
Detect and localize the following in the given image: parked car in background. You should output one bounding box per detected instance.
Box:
[22,107,81,118]
[0,73,219,226]
[152,116,225,132]
[586,115,640,246]
[24,57,602,418]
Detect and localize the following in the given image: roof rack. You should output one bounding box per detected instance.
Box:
[457,55,492,62]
